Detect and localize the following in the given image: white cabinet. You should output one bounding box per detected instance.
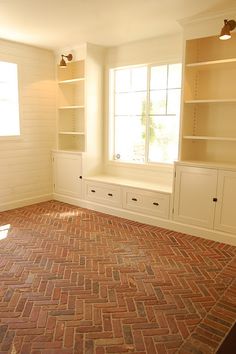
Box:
[53,152,83,198]
[84,181,122,208]
[215,170,236,234]
[123,187,170,219]
[174,164,236,235]
[173,165,217,228]
[84,177,171,219]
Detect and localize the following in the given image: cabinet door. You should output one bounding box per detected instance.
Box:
[53,153,82,197]
[173,165,217,228]
[214,170,236,234]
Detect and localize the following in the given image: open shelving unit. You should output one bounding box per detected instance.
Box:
[57,60,85,152]
[180,33,236,165]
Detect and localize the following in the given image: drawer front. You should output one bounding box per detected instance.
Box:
[85,182,122,207]
[123,188,170,219]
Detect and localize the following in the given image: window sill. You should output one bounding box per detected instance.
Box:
[106,160,174,173]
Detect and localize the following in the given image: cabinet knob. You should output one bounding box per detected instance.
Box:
[91,189,96,193]
[213,197,217,202]
[132,198,137,201]
[79,176,82,179]
[108,193,113,197]
[153,202,159,206]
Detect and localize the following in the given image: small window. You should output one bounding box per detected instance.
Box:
[109,63,182,164]
[0,61,20,136]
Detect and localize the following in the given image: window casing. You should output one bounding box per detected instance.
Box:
[109,63,182,164]
[0,61,20,137]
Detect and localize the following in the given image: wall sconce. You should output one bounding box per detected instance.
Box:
[219,19,236,40]
[59,53,73,67]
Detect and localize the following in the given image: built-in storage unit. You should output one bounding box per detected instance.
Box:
[84,175,171,219]
[180,33,236,165]
[53,44,105,204]
[57,60,85,152]
[173,162,236,235]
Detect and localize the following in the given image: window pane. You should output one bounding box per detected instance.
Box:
[131,66,147,91]
[131,92,147,115]
[148,115,179,163]
[115,92,132,115]
[150,65,167,89]
[115,68,131,92]
[167,89,181,115]
[115,92,147,116]
[150,90,166,115]
[168,63,182,88]
[114,116,145,163]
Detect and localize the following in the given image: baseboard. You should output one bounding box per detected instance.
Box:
[53,194,236,246]
[0,194,53,212]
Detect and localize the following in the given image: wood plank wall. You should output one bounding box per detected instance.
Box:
[0,39,56,211]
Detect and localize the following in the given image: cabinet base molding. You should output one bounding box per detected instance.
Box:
[53,194,236,246]
[0,194,53,212]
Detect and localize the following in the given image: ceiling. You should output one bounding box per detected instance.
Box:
[0,0,234,51]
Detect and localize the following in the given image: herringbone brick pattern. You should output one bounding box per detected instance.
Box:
[0,201,235,354]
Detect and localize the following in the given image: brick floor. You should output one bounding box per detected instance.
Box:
[0,200,235,354]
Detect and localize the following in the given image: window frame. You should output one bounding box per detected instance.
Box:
[108,61,182,167]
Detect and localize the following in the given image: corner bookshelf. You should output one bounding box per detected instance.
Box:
[180,33,236,165]
[57,60,85,152]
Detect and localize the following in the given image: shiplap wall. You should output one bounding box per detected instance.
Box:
[0,39,56,211]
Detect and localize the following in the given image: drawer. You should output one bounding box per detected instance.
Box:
[85,181,122,207]
[123,187,170,219]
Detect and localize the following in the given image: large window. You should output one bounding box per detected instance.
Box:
[109,63,182,164]
[0,61,20,136]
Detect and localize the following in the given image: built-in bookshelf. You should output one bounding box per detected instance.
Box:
[57,60,85,151]
[180,33,236,165]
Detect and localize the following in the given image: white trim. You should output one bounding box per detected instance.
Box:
[0,194,53,212]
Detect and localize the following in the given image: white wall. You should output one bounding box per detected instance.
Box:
[0,39,56,211]
[103,34,183,185]
[105,33,183,67]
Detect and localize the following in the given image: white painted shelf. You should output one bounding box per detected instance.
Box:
[59,131,85,135]
[59,105,84,109]
[183,136,236,142]
[58,78,85,84]
[186,58,236,70]
[185,99,236,104]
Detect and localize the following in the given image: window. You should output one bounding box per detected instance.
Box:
[109,63,182,164]
[0,61,20,136]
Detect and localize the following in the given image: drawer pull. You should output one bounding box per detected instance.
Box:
[91,189,96,193]
[153,202,159,206]
[132,198,137,201]
[108,193,113,197]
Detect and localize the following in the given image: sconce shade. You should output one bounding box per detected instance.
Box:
[220,19,236,40]
[60,56,67,67]
[59,53,73,67]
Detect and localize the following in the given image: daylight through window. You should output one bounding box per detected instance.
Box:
[0,61,20,136]
[109,63,182,164]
